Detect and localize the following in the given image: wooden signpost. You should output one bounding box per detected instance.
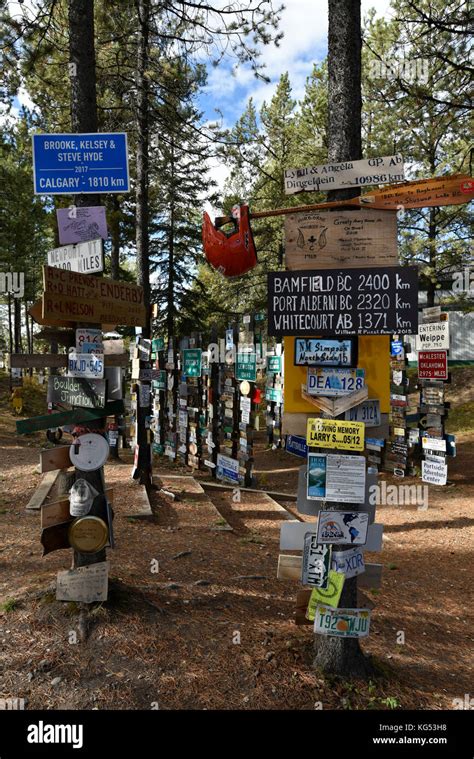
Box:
[284,154,404,195]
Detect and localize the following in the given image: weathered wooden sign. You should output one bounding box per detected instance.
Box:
[294,338,356,367]
[268,267,418,336]
[418,350,448,380]
[344,398,381,427]
[56,561,109,603]
[16,399,124,435]
[284,154,404,195]
[47,238,103,274]
[42,266,146,327]
[306,367,365,396]
[317,511,369,545]
[314,604,371,638]
[41,521,71,556]
[284,209,397,269]
[41,488,113,529]
[40,446,72,473]
[306,418,365,451]
[416,322,450,350]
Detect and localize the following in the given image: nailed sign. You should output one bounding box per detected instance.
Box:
[317,511,369,545]
[183,349,202,378]
[284,154,404,195]
[56,206,108,245]
[344,399,381,427]
[314,605,371,638]
[302,534,331,587]
[418,350,448,380]
[47,239,103,274]
[42,266,146,327]
[268,267,418,336]
[307,453,366,503]
[306,367,365,396]
[67,352,104,379]
[306,418,365,451]
[416,322,449,350]
[294,338,356,367]
[47,376,105,408]
[236,352,257,382]
[284,209,397,269]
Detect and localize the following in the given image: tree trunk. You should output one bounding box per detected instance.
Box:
[134,0,152,488]
[313,0,373,679]
[68,0,107,568]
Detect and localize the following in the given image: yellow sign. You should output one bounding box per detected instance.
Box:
[306,571,345,619]
[306,418,365,450]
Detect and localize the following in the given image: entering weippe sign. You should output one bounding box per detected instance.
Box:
[32,133,129,194]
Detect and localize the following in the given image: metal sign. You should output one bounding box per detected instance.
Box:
[344,399,381,427]
[301,534,331,587]
[183,349,202,378]
[236,352,257,382]
[69,434,110,472]
[416,322,449,351]
[285,434,308,458]
[47,375,106,408]
[314,604,371,638]
[316,511,369,545]
[307,453,366,503]
[268,267,418,336]
[216,453,239,483]
[306,367,365,396]
[331,547,366,579]
[32,133,129,194]
[47,239,103,274]
[294,337,356,367]
[266,355,282,373]
[306,571,345,614]
[284,154,404,195]
[56,206,108,245]
[306,418,365,451]
[418,350,448,380]
[67,351,104,379]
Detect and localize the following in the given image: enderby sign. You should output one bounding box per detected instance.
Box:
[268,267,418,336]
[42,266,146,327]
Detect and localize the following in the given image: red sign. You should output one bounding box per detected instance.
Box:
[418,351,448,380]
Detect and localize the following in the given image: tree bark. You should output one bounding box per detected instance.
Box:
[313,0,373,679]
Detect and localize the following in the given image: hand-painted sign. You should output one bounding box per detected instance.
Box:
[307,453,366,503]
[47,376,105,408]
[418,350,448,380]
[284,154,404,195]
[317,511,369,545]
[56,561,109,603]
[284,209,397,269]
[216,453,239,483]
[183,349,202,378]
[33,133,129,194]
[306,418,365,451]
[331,547,366,579]
[67,351,104,379]
[236,352,257,382]
[266,355,282,373]
[306,367,365,396]
[47,239,103,274]
[268,267,418,336]
[344,399,380,427]
[302,534,331,587]
[306,571,344,616]
[42,266,146,327]
[416,322,449,350]
[285,434,308,458]
[314,605,371,638]
[56,206,108,245]
[294,338,356,367]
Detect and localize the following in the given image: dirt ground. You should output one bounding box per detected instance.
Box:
[0,371,473,711]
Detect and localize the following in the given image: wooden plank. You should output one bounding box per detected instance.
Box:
[41,488,114,528]
[279,554,382,588]
[16,399,125,435]
[42,267,146,327]
[26,470,59,511]
[284,209,397,270]
[9,353,128,369]
[29,299,74,328]
[40,446,72,473]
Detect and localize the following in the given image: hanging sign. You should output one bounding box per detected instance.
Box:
[47,238,103,274]
[294,337,356,367]
[284,154,404,195]
[268,267,418,336]
[306,367,365,396]
[236,352,257,382]
[284,209,397,269]
[32,133,129,194]
[306,418,365,451]
[418,350,448,379]
[344,399,380,427]
[183,349,202,378]
[314,605,371,638]
[56,206,108,245]
[416,322,449,350]
[266,355,282,374]
[301,534,331,588]
[42,266,146,327]
[316,511,369,545]
[47,375,105,408]
[67,351,104,379]
[307,453,366,503]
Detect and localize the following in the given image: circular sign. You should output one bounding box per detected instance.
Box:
[69,434,110,472]
[68,516,109,553]
[189,442,198,455]
[240,381,250,396]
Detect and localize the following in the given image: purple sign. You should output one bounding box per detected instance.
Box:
[56,206,108,245]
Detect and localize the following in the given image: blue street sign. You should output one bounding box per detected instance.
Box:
[285,434,308,459]
[32,133,129,195]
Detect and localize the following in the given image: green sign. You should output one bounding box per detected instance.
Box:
[266,387,282,403]
[152,371,167,391]
[152,337,165,352]
[236,352,257,382]
[152,442,164,454]
[255,313,266,322]
[16,400,125,435]
[266,355,282,374]
[183,349,202,378]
